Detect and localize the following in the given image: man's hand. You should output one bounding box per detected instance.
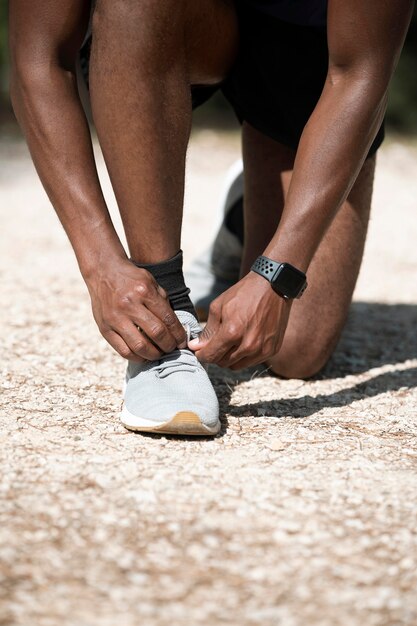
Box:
[188,272,291,370]
[86,258,186,361]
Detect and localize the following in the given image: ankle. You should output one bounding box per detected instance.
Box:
[131,250,197,318]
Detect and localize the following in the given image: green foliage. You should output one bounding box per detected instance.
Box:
[386,8,417,133]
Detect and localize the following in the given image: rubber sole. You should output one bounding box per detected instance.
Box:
[120,407,221,436]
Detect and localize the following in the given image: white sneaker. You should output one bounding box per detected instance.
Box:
[120,311,220,436]
[185,160,244,321]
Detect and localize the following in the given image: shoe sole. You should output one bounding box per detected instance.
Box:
[120,407,221,436]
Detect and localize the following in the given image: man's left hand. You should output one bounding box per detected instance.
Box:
[188,272,291,370]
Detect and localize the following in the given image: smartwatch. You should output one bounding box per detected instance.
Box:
[251,256,307,300]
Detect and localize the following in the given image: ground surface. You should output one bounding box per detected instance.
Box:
[0,130,417,626]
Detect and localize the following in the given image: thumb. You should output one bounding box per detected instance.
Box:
[189,300,222,350]
[188,322,217,350]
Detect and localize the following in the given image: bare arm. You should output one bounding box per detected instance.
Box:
[9,0,186,359]
[9,0,122,274]
[191,0,414,367]
[263,0,414,270]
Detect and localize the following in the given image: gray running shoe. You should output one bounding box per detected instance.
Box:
[185,160,244,321]
[120,311,220,436]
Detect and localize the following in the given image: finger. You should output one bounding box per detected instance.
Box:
[188,303,221,351]
[113,322,163,361]
[102,329,146,363]
[226,337,282,370]
[228,355,265,370]
[132,305,178,354]
[222,347,267,371]
[157,284,168,299]
[216,341,264,369]
[188,322,216,351]
[194,330,238,364]
[146,297,187,348]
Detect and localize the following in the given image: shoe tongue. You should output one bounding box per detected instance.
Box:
[174,310,202,340]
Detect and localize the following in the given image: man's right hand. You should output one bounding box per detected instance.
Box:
[86,259,187,362]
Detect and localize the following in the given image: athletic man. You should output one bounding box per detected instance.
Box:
[9,0,413,435]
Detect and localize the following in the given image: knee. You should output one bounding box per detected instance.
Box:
[92,0,183,64]
[267,336,336,380]
[94,0,176,25]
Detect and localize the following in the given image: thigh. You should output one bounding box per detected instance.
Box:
[222,5,385,156]
[83,0,238,89]
[268,154,376,378]
[186,0,239,85]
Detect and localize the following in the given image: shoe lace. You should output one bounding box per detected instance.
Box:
[153,349,198,378]
[151,324,199,379]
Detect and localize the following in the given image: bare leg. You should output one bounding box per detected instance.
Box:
[89,0,238,263]
[241,122,376,379]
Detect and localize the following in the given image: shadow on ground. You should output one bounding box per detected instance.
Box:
[210,302,417,425]
[323,302,417,378]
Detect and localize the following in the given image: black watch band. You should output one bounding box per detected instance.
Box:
[251,256,307,300]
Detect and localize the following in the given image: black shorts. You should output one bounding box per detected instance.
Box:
[192,4,384,158]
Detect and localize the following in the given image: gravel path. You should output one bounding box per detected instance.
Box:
[1,131,417,626]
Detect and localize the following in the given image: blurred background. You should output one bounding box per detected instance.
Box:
[1,1,417,135]
[1,5,417,626]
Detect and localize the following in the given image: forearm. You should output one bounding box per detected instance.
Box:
[263,74,386,272]
[262,0,413,273]
[10,64,126,278]
[8,0,190,361]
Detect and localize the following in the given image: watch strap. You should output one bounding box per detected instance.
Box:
[251,255,307,299]
[251,256,282,282]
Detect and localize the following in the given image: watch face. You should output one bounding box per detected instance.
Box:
[273,264,306,299]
